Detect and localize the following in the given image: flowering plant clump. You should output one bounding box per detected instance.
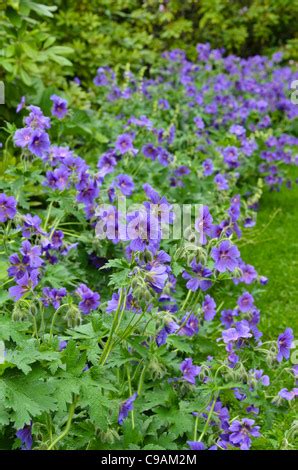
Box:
[0,44,297,451]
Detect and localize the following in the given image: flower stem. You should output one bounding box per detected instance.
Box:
[47,396,78,450]
[181,289,192,311]
[198,396,217,443]
[49,303,69,339]
[126,366,135,430]
[100,288,125,365]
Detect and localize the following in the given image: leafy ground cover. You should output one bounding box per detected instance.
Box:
[0,43,297,451]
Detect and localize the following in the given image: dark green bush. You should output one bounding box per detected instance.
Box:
[49,0,298,82]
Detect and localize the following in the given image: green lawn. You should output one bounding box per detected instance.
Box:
[239,175,298,338]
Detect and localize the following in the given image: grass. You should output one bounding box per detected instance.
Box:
[239,173,298,338]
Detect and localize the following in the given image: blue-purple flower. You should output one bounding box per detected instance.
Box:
[0,193,17,222]
[50,94,68,119]
[180,358,201,384]
[115,133,135,155]
[202,294,216,321]
[229,418,260,450]
[194,206,214,244]
[118,393,138,425]
[182,259,212,292]
[278,388,298,401]
[16,423,33,450]
[179,313,199,337]
[116,174,135,196]
[237,292,254,313]
[276,328,294,362]
[211,240,240,273]
[76,284,100,314]
[28,130,50,157]
[187,441,205,450]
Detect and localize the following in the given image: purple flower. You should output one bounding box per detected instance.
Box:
[145,260,169,292]
[202,159,214,176]
[202,295,216,321]
[195,205,214,244]
[76,283,100,314]
[179,313,199,337]
[250,369,270,387]
[14,127,33,148]
[237,263,257,284]
[182,259,212,292]
[246,405,259,415]
[223,146,239,169]
[220,309,238,328]
[0,193,17,222]
[76,176,99,205]
[16,96,26,113]
[244,217,256,228]
[278,388,298,401]
[211,240,240,273]
[222,320,252,344]
[116,174,134,196]
[59,340,67,351]
[259,275,268,285]
[46,166,70,191]
[142,143,159,160]
[41,287,67,309]
[115,133,135,155]
[158,98,170,110]
[97,151,117,178]
[180,358,201,384]
[194,116,205,129]
[28,130,50,157]
[214,173,229,190]
[158,148,173,166]
[107,291,141,315]
[237,292,254,313]
[174,166,190,177]
[21,214,44,238]
[50,94,68,119]
[143,184,174,225]
[8,253,28,280]
[229,419,260,450]
[93,66,114,86]
[126,209,160,252]
[16,424,33,450]
[229,124,246,137]
[187,441,205,450]
[118,393,138,425]
[276,328,294,362]
[9,269,39,301]
[25,105,51,130]
[50,229,64,249]
[20,241,43,268]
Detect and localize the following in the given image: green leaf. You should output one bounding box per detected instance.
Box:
[0,369,57,428]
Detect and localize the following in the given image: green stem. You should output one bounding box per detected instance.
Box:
[49,303,69,339]
[181,289,192,311]
[44,200,54,231]
[47,397,78,450]
[99,289,124,365]
[113,311,146,349]
[198,396,217,442]
[193,412,200,441]
[137,365,146,396]
[126,366,135,430]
